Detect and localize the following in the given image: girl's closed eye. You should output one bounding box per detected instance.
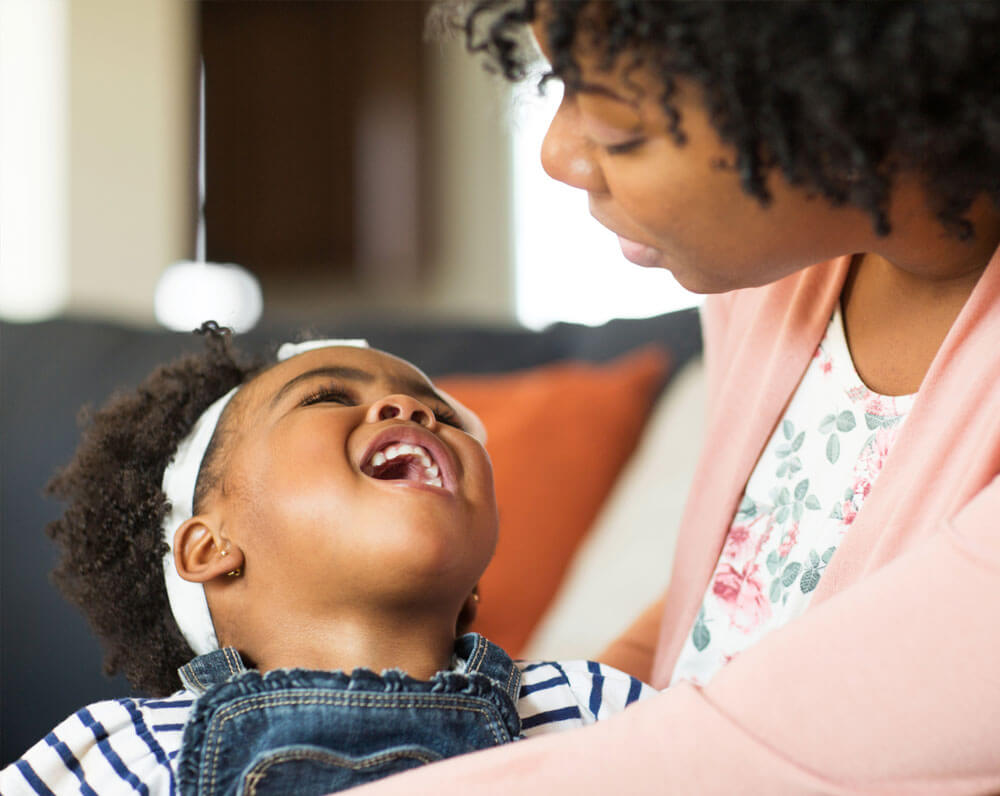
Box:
[300,386,463,431]
[301,385,356,407]
[433,405,464,431]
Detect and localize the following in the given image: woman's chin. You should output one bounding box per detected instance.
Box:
[617,235,667,269]
[663,260,746,295]
[616,235,755,294]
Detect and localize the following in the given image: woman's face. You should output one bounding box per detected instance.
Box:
[532,22,879,293]
[207,346,498,629]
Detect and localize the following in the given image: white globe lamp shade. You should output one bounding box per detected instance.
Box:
[154,261,263,333]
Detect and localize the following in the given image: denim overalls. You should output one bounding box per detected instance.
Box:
[175,633,523,796]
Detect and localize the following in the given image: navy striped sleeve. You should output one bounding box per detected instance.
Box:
[78,707,151,796]
[519,675,567,696]
[12,760,57,796]
[520,706,583,730]
[119,699,174,774]
[626,675,645,706]
[0,694,192,795]
[43,731,99,796]
[586,661,606,718]
[515,659,655,737]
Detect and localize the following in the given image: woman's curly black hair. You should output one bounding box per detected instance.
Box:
[453,0,1000,238]
[45,324,264,696]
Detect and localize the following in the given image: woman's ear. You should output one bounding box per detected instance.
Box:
[456,586,480,635]
[173,517,244,583]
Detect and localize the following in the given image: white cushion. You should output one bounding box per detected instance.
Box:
[521,356,706,661]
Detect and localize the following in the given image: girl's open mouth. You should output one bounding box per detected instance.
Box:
[359,426,458,494]
[363,441,443,488]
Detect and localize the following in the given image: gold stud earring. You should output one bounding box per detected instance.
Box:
[218,546,240,576]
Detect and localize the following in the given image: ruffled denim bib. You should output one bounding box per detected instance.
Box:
[176,633,522,796]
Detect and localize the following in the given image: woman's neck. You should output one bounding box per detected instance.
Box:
[840,191,1000,395]
[840,251,988,395]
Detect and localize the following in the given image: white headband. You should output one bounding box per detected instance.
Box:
[161,338,485,656]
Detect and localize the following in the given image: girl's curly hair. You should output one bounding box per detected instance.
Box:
[455,0,1000,238]
[45,324,263,696]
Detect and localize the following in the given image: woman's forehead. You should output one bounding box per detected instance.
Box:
[531,12,656,106]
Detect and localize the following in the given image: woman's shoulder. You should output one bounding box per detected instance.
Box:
[514,659,656,737]
[0,691,195,795]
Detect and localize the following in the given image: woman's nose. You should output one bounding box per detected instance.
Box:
[540,96,608,194]
[366,394,436,429]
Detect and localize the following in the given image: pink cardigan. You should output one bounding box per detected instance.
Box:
[354,250,1000,794]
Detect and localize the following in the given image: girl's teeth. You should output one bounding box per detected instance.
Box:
[374,443,432,464]
[367,443,444,487]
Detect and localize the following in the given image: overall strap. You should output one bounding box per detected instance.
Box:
[455,633,521,704]
[178,647,247,695]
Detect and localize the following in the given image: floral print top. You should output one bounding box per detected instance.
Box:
[670,306,916,687]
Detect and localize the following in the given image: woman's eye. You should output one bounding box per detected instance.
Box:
[602,138,645,156]
[301,387,355,407]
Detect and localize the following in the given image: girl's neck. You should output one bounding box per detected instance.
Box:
[220,608,460,680]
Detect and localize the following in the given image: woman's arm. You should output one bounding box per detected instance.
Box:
[347,476,1000,795]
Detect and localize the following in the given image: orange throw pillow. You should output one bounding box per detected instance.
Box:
[437,346,670,655]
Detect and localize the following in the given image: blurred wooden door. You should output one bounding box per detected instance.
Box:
[200,0,428,293]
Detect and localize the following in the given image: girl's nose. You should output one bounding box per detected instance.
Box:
[366,394,436,429]
[540,96,608,194]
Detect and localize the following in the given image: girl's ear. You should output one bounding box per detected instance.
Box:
[173,517,244,583]
[456,586,480,635]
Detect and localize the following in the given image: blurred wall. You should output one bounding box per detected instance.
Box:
[67,0,196,325]
[423,36,514,321]
[63,1,514,326]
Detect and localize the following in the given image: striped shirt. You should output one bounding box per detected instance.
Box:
[2,660,654,795]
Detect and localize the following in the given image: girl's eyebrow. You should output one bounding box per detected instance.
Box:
[270,366,373,406]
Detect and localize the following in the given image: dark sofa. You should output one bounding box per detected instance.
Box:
[0,309,701,765]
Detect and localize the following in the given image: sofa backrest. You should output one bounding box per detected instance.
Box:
[0,309,701,764]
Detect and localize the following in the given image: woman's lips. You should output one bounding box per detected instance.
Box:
[617,235,664,268]
[588,201,665,269]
